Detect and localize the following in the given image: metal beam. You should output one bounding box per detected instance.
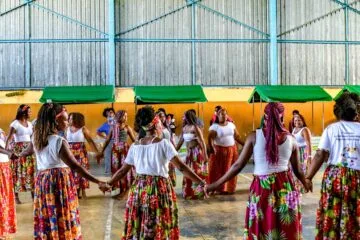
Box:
[344,0,350,84]
[0,39,108,43]
[331,0,360,15]
[0,0,36,17]
[197,3,269,38]
[114,38,269,43]
[269,0,278,85]
[117,0,203,36]
[24,0,32,87]
[108,0,116,86]
[278,39,360,44]
[29,2,108,37]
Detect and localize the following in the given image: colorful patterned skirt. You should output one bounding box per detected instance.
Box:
[122,174,179,240]
[244,170,302,240]
[0,162,16,237]
[168,162,176,186]
[112,141,135,191]
[208,144,238,193]
[11,141,35,193]
[182,145,208,199]
[69,142,89,190]
[34,167,82,240]
[292,146,308,194]
[315,165,360,240]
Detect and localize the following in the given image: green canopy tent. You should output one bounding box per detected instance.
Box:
[39,85,115,104]
[134,85,207,104]
[333,85,360,100]
[133,85,207,126]
[248,85,333,130]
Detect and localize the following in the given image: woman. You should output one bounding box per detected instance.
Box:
[99,110,135,194]
[207,103,308,239]
[30,103,105,239]
[292,114,312,193]
[208,108,243,194]
[5,104,35,204]
[100,106,207,239]
[67,112,100,198]
[157,110,177,186]
[176,109,208,199]
[305,92,360,240]
[97,107,115,175]
[0,137,16,239]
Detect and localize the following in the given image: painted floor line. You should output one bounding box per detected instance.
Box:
[239,173,252,181]
[104,198,114,240]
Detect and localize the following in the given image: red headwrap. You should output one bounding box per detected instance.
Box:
[263,103,289,164]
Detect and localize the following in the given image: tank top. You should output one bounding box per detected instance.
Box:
[183,133,196,142]
[292,127,307,148]
[66,127,85,143]
[113,125,128,143]
[253,129,293,175]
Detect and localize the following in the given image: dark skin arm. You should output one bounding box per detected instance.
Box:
[18,142,34,157]
[175,130,184,151]
[305,149,329,192]
[5,127,16,150]
[194,125,208,159]
[126,126,136,143]
[0,145,14,158]
[107,163,133,186]
[59,140,102,184]
[207,130,217,154]
[83,127,100,154]
[234,128,245,146]
[207,132,255,192]
[302,127,312,164]
[289,137,307,189]
[171,155,206,184]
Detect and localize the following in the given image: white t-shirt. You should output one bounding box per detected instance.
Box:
[209,122,236,147]
[0,139,9,163]
[125,139,178,178]
[66,127,85,143]
[10,120,33,142]
[34,135,68,171]
[318,121,360,170]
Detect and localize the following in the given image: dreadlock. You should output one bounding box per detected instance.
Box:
[33,103,63,151]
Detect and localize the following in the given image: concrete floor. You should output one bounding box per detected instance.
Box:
[14,162,324,240]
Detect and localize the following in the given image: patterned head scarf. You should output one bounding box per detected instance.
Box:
[263,103,289,164]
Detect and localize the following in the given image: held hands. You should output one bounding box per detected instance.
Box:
[98,181,112,194]
[304,178,313,193]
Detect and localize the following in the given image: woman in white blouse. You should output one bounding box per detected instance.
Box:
[101,106,206,239]
[208,108,243,194]
[5,104,35,204]
[306,92,360,239]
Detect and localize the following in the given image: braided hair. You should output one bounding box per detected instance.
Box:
[33,103,64,151]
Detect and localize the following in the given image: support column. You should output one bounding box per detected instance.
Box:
[108,0,116,86]
[24,0,31,87]
[190,0,196,85]
[269,0,278,85]
[344,0,349,84]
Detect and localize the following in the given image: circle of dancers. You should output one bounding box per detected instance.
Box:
[0,91,359,239]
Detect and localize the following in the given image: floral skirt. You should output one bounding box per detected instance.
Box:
[122,174,179,240]
[69,142,89,189]
[182,146,208,199]
[11,141,35,192]
[0,162,16,237]
[34,167,82,240]
[315,165,360,240]
[208,145,238,193]
[168,163,176,187]
[244,170,302,240]
[293,146,308,194]
[112,142,135,191]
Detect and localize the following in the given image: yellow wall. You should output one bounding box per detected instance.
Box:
[0,102,337,142]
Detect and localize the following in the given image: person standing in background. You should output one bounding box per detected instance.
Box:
[97,107,115,175]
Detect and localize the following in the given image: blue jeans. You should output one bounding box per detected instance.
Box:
[104,141,113,174]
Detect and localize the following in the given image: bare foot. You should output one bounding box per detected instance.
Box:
[82,189,87,199]
[15,197,22,204]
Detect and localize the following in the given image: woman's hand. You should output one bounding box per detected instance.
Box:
[304,178,313,193]
[98,181,111,194]
[206,182,220,195]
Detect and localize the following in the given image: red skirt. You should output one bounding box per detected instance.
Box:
[11,142,35,192]
[112,141,135,191]
[244,170,302,240]
[69,142,89,189]
[208,144,238,193]
[0,162,16,237]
